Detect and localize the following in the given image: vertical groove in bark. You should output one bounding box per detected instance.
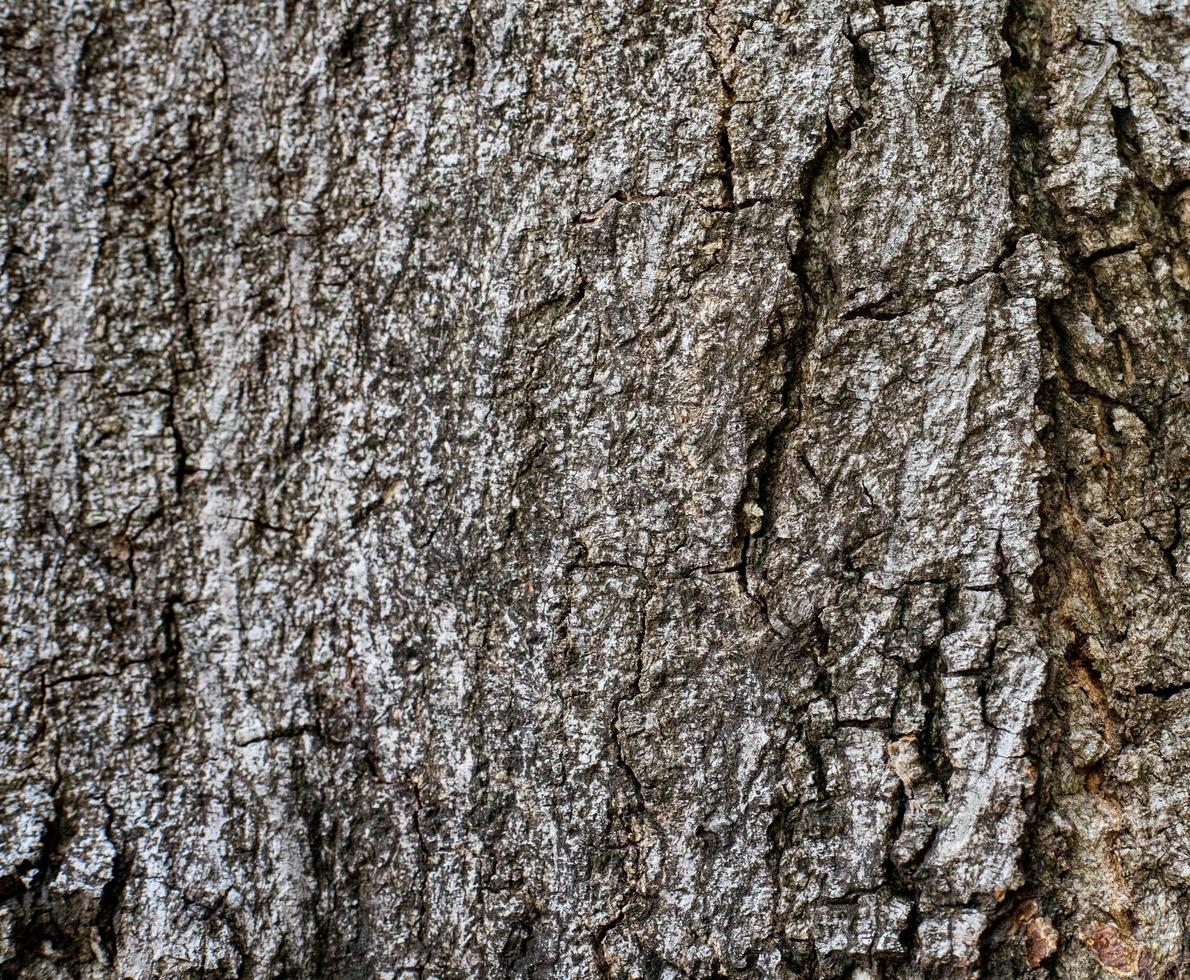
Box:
[999,0,1190,972]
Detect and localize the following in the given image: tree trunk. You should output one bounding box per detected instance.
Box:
[2,0,1189,976]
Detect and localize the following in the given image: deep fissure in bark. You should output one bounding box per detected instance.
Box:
[735,27,874,616]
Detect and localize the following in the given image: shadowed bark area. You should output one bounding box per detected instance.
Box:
[1,0,1188,977]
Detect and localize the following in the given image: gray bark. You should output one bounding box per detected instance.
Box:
[1,0,1188,976]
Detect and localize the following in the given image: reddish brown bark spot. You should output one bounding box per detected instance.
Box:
[1013,900,1059,968]
[1082,922,1143,977]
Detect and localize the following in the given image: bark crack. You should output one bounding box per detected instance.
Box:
[735,22,875,621]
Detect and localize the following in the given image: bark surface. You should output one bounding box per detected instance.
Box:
[2,0,1189,976]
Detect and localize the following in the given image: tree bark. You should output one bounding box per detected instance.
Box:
[2,0,1189,976]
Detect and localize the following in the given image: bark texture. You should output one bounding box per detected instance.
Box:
[2,0,1189,976]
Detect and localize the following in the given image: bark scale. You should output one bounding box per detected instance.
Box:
[1,0,1188,977]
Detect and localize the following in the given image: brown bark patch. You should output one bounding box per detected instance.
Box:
[1012,900,1059,968]
[1082,922,1144,977]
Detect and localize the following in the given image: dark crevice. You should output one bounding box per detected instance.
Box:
[610,613,649,816]
[96,818,130,965]
[1134,681,1190,700]
[458,8,477,85]
[332,14,367,69]
[298,784,333,980]
[162,174,199,501]
[997,1,1076,973]
[839,235,1020,322]
[599,609,653,970]
[915,583,958,794]
[717,123,735,211]
[592,908,626,978]
[1111,102,1142,172]
[164,370,193,500]
[1085,240,1140,264]
[885,779,923,962]
[235,722,322,747]
[805,613,833,800]
[706,16,740,211]
[735,43,873,609]
[743,307,813,544]
[0,780,79,978]
[151,593,186,776]
[498,903,543,973]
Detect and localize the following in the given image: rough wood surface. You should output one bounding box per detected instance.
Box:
[2,0,1188,976]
